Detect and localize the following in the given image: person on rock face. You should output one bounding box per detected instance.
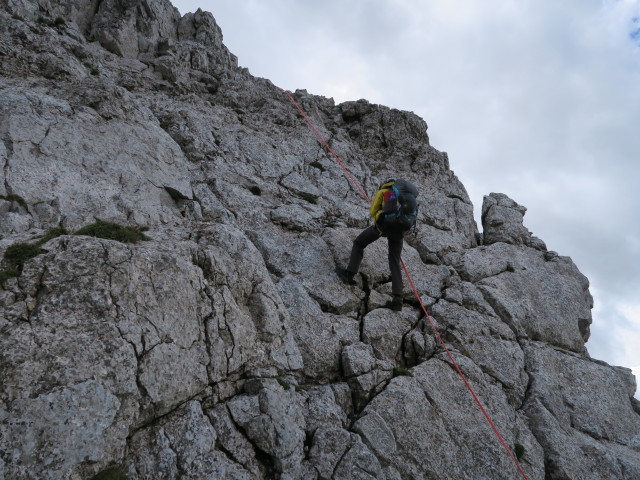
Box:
[337,178,419,311]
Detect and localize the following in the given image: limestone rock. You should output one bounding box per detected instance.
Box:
[0,381,122,480]
[0,85,192,231]
[308,427,353,479]
[227,381,306,478]
[126,401,252,480]
[342,342,377,378]
[449,242,593,352]
[362,309,416,363]
[353,410,397,461]
[482,192,546,250]
[1,1,638,479]
[277,274,359,381]
[522,341,640,479]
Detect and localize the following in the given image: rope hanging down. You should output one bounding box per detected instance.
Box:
[280,87,530,480]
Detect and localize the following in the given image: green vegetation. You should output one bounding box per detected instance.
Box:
[514,443,525,460]
[83,62,100,76]
[393,367,413,377]
[36,227,68,246]
[4,243,45,270]
[275,376,292,390]
[310,161,326,172]
[90,467,128,480]
[0,193,27,208]
[37,16,65,28]
[0,243,45,284]
[273,376,302,392]
[74,219,150,243]
[299,192,318,204]
[0,221,148,286]
[0,269,19,284]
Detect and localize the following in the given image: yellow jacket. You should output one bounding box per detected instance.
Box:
[370,180,396,224]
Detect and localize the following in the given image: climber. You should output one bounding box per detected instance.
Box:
[336,178,419,311]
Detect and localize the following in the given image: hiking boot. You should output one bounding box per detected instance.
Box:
[383,296,403,312]
[336,267,356,285]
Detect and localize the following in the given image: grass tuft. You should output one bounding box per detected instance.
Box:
[0,193,27,208]
[392,367,413,377]
[310,161,325,172]
[0,269,19,284]
[4,243,45,270]
[514,443,525,460]
[36,227,68,246]
[74,219,150,243]
[90,467,128,480]
[299,192,318,204]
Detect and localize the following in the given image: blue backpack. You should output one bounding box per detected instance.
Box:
[381,179,419,232]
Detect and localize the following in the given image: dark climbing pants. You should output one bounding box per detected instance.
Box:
[346,225,404,296]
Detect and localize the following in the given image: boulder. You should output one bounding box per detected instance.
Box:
[482,193,546,250]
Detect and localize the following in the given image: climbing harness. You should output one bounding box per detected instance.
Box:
[280,87,530,480]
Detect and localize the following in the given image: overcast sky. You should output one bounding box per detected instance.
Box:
[173,0,640,395]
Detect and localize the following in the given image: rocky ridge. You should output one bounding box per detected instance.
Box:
[0,1,639,479]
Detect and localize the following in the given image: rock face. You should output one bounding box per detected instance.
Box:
[0,1,638,479]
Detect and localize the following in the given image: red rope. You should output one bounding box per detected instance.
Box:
[401,260,530,480]
[280,87,530,480]
[279,88,370,203]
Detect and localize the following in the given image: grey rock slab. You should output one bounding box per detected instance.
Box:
[0,381,122,480]
[525,396,640,480]
[138,342,208,416]
[195,225,302,377]
[523,341,640,447]
[0,234,217,476]
[303,385,348,435]
[308,427,353,480]
[227,381,306,477]
[271,204,316,232]
[361,309,415,363]
[333,439,384,480]
[1,85,192,230]
[352,410,397,461]
[429,299,528,405]
[359,358,545,480]
[278,274,358,381]
[452,242,593,352]
[348,368,394,412]
[482,192,546,250]
[249,228,360,314]
[342,342,377,378]
[125,401,252,480]
[206,404,265,478]
[89,0,181,59]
